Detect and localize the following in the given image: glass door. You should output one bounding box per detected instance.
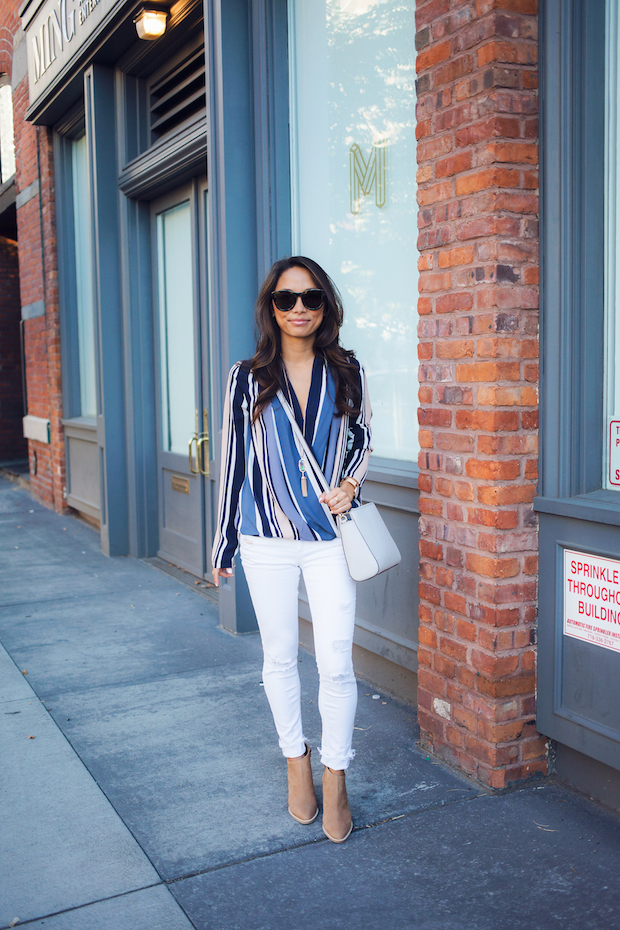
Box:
[152,179,211,576]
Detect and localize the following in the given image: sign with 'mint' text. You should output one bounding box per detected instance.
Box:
[564,548,620,654]
[22,0,117,108]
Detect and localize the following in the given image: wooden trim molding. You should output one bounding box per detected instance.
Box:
[117,116,207,199]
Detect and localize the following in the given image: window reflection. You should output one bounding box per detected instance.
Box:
[156,201,195,456]
[290,0,418,461]
[71,134,97,418]
[0,82,16,184]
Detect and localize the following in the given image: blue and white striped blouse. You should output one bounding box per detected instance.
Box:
[212,355,372,569]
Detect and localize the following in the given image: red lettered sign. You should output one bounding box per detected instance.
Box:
[564,549,620,653]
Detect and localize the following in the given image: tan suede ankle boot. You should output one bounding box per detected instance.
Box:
[322,765,353,843]
[287,743,318,824]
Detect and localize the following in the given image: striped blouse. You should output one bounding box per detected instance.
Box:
[212,355,372,569]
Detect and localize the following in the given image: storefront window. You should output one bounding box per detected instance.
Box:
[288,0,417,462]
[0,81,16,183]
[71,134,97,419]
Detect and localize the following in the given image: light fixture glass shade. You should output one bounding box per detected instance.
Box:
[135,9,167,40]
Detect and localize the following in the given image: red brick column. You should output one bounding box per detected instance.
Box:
[4,0,66,511]
[415,0,544,787]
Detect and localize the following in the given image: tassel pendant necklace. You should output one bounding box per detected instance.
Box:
[299,459,308,497]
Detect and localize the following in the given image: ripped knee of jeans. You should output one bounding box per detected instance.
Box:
[331,639,351,654]
[263,653,298,674]
[320,665,356,687]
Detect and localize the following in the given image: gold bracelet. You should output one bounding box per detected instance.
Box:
[342,476,360,496]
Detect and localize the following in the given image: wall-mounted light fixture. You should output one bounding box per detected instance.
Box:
[134,6,168,40]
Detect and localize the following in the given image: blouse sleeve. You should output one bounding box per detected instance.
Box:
[341,362,372,490]
[212,364,248,570]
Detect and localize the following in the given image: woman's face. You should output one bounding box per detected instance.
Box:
[272,266,325,347]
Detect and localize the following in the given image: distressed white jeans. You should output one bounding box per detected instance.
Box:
[239,534,357,770]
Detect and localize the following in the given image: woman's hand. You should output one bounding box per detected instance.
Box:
[319,482,355,515]
[213,567,234,587]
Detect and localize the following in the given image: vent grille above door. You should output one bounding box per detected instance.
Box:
[149,36,206,142]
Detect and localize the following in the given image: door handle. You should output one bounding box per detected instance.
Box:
[198,419,209,475]
[189,435,200,475]
[198,409,209,476]
[197,435,209,476]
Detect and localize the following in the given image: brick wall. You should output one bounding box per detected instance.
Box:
[1,0,66,510]
[415,0,543,788]
[0,2,19,72]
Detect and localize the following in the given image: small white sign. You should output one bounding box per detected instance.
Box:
[610,419,620,487]
[564,549,620,654]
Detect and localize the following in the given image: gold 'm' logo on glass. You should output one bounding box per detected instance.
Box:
[349,139,386,215]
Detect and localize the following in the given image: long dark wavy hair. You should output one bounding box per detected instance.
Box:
[247,256,362,422]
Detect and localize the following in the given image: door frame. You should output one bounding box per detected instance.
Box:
[151,177,211,576]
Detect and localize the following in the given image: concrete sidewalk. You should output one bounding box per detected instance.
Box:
[1,475,620,929]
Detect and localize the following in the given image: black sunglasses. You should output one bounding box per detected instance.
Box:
[271,289,325,312]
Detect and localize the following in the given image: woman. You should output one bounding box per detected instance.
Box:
[212,256,371,844]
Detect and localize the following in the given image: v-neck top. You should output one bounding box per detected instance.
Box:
[282,354,322,437]
[212,355,372,570]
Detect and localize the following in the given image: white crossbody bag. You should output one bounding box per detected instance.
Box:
[277,390,401,582]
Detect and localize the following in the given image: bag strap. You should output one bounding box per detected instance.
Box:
[276,389,340,534]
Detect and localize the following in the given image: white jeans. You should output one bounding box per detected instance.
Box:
[239,535,357,770]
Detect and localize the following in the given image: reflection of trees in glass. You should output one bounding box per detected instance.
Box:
[290,0,417,458]
[325,0,416,340]
[323,0,417,459]
[326,0,415,199]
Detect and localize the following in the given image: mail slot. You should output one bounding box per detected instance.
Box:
[171,475,190,494]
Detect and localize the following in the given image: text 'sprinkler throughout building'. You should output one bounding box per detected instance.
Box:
[1,0,620,810]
